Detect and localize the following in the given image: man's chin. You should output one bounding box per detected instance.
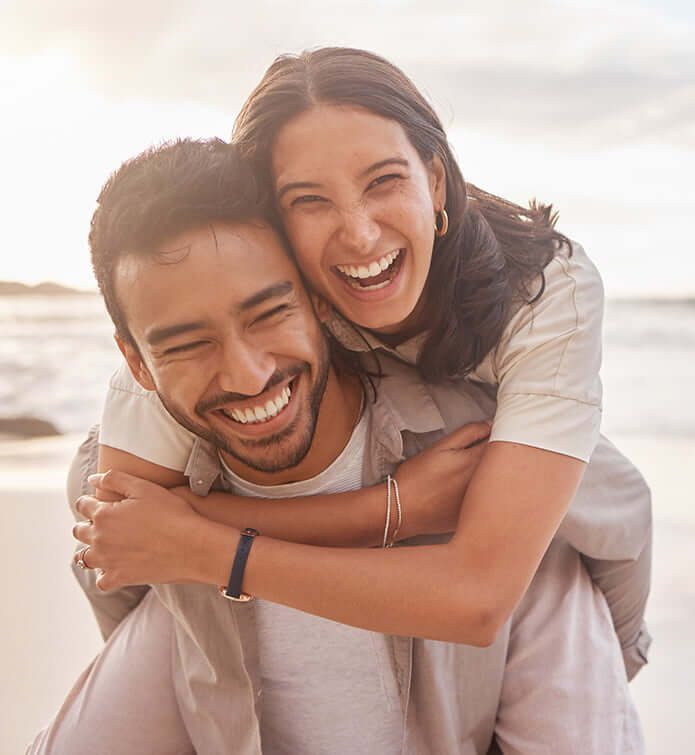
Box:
[215,417,315,474]
[156,395,316,475]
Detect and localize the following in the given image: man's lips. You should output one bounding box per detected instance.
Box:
[208,376,299,433]
[219,382,292,425]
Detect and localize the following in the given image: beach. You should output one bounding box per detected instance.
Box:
[1,431,693,753]
[1,295,693,752]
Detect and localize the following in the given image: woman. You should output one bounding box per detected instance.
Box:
[75,48,651,673]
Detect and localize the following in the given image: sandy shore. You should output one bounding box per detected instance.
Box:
[1,432,693,753]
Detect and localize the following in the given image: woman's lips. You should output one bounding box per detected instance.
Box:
[332,249,405,295]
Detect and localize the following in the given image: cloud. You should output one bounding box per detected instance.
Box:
[1,0,692,149]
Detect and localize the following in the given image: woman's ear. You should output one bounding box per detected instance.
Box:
[115,335,156,391]
[428,154,447,210]
[311,293,333,323]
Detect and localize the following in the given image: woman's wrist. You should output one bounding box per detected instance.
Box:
[187,518,241,585]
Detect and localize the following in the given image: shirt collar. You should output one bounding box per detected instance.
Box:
[324,311,427,366]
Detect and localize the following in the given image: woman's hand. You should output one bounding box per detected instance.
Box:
[396,420,491,538]
[73,470,223,591]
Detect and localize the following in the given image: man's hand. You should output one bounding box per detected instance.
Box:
[396,420,491,539]
[73,470,213,591]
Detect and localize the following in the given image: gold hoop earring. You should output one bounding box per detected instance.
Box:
[434,209,449,238]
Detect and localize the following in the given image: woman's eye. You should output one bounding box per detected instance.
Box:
[290,194,324,207]
[368,173,402,190]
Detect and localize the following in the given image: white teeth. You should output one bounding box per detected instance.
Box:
[223,384,293,425]
[337,250,401,279]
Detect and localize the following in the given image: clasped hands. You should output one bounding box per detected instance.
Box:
[73,470,208,591]
[72,420,491,591]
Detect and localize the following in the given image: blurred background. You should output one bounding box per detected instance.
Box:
[1,1,692,751]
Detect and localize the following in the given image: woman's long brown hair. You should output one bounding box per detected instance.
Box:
[233,47,569,382]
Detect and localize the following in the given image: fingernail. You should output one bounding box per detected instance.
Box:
[88,473,105,484]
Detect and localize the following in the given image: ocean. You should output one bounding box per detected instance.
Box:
[1,294,693,440]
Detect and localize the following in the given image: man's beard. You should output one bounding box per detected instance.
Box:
[156,339,331,474]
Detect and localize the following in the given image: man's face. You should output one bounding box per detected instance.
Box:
[115,221,332,478]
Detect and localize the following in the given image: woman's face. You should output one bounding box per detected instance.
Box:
[271,104,446,334]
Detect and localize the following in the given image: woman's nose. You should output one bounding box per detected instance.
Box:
[335,205,380,257]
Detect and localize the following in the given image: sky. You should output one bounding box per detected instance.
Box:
[1,0,693,297]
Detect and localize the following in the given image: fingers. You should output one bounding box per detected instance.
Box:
[96,569,116,592]
[72,519,94,544]
[88,469,153,499]
[75,494,101,521]
[445,420,493,450]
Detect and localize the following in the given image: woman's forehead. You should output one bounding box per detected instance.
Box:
[271,103,417,184]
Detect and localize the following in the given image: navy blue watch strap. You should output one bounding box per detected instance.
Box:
[223,528,259,601]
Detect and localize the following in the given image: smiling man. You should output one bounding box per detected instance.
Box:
[114,221,347,482]
[30,139,643,754]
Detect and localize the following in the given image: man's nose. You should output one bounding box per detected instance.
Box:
[335,205,380,257]
[216,337,276,397]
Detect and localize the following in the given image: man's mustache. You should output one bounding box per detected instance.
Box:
[196,364,307,414]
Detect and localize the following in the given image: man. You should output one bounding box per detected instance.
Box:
[31,139,642,754]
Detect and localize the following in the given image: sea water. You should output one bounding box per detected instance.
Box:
[1,294,693,439]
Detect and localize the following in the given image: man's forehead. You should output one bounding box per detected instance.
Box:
[114,221,308,339]
[116,222,299,287]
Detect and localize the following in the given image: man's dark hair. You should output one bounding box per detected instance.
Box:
[89,138,271,345]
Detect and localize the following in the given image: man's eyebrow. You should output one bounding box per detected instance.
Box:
[145,321,207,347]
[359,157,410,179]
[239,280,294,312]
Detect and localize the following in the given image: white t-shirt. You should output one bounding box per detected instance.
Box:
[100,241,602,466]
[220,415,403,755]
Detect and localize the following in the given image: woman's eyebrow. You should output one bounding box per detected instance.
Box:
[359,157,409,178]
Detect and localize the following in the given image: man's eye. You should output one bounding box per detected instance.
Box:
[254,304,291,325]
[164,341,205,355]
[368,173,402,189]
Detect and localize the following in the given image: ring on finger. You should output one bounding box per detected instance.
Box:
[75,546,92,570]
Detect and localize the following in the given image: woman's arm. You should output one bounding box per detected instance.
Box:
[75,441,582,645]
[97,419,489,547]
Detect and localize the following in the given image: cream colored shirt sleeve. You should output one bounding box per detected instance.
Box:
[472,242,604,462]
[100,362,195,472]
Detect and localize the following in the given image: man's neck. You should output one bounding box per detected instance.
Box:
[219,368,363,486]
